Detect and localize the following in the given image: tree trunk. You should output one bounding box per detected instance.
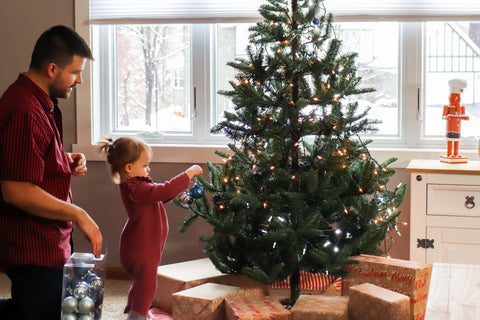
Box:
[281,267,300,308]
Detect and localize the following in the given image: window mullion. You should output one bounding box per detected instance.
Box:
[402,22,424,147]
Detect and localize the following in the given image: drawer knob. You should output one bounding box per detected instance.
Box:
[416,175,423,181]
[465,196,475,209]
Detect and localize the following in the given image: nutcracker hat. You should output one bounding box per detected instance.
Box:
[448,79,467,94]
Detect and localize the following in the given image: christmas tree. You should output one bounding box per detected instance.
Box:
[175,0,406,307]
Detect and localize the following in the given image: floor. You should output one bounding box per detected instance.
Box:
[2,263,479,319]
[426,263,480,320]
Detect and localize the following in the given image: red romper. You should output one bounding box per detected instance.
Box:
[119,173,190,317]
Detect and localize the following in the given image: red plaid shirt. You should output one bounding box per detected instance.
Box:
[0,73,73,270]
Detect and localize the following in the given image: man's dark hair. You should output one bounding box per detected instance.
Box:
[29,25,93,70]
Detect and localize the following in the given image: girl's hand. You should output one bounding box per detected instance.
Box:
[185,165,203,180]
[67,153,87,177]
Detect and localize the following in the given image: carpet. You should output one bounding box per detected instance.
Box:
[0,272,132,320]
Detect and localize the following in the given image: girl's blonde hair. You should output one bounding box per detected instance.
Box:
[97,136,152,184]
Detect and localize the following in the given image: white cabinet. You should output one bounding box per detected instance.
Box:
[407,159,480,265]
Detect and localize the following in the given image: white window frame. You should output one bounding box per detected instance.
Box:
[73,0,480,166]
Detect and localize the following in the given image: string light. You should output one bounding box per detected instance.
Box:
[219,204,225,210]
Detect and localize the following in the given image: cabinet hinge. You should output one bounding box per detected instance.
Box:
[417,238,434,249]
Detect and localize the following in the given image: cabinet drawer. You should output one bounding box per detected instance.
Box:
[427,184,480,217]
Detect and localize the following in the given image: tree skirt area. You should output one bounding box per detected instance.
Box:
[0,272,132,320]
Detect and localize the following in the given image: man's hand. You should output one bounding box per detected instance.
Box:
[67,153,87,177]
[75,207,103,258]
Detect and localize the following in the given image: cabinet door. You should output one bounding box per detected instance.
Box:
[426,227,480,264]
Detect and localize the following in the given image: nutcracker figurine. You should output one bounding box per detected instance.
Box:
[441,79,469,163]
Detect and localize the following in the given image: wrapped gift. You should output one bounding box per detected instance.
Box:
[348,283,410,320]
[61,252,105,320]
[291,295,348,320]
[171,283,265,320]
[153,258,268,313]
[270,271,341,298]
[271,270,338,291]
[342,254,432,320]
[225,296,291,320]
[148,308,172,320]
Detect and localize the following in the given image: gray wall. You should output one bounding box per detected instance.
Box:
[0,0,411,269]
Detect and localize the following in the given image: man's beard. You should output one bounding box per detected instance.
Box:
[49,84,73,99]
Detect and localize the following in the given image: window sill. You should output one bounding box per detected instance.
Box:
[73,144,480,168]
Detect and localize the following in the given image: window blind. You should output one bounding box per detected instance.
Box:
[88,0,480,24]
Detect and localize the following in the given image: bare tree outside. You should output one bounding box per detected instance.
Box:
[116,25,191,132]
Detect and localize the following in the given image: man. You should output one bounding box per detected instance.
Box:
[0,25,103,320]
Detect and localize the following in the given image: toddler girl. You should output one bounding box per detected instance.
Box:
[98,137,202,320]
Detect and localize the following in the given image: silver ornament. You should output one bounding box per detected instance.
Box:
[78,315,94,320]
[62,296,78,313]
[179,192,193,206]
[73,282,89,299]
[78,297,95,314]
[89,276,104,291]
[61,313,78,320]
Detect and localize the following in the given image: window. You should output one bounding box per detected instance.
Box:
[424,22,480,140]
[75,0,480,162]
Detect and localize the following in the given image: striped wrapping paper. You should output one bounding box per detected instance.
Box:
[271,271,342,291]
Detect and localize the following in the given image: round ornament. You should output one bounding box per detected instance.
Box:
[94,291,104,307]
[179,192,193,206]
[313,18,320,25]
[69,278,84,291]
[88,276,104,292]
[73,282,89,299]
[62,296,78,313]
[78,315,94,320]
[78,297,95,314]
[61,313,78,320]
[189,184,204,199]
[94,308,102,320]
[73,263,90,278]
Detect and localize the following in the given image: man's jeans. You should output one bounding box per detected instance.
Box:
[0,265,63,320]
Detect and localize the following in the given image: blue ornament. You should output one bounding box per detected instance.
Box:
[313,18,320,25]
[189,184,204,199]
[94,308,102,320]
